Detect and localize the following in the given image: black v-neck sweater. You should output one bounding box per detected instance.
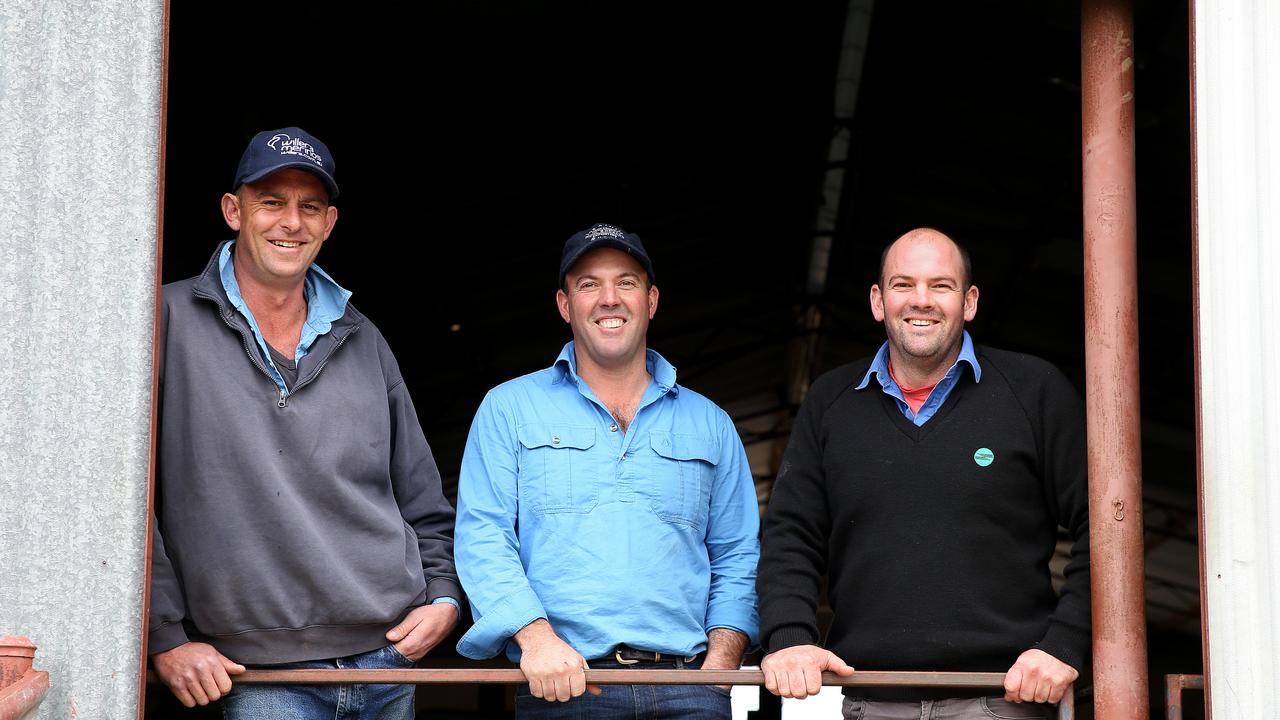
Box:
[759,346,1090,695]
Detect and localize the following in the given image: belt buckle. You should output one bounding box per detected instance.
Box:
[614,648,640,665]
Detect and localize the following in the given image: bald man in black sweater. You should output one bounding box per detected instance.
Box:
[758,228,1089,720]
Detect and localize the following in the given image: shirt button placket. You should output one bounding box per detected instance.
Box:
[614,420,634,501]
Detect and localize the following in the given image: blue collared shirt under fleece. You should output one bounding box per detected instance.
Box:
[856,330,983,425]
[218,241,458,610]
[217,241,351,397]
[454,342,760,661]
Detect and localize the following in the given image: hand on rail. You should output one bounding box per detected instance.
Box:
[514,619,601,702]
[386,602,459,661]
[151,641,245,708]
[761,644,855,699]
[1003,648,1078,704]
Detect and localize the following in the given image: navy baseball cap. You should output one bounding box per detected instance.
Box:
[559,223,655,287]
[232,127,339,200]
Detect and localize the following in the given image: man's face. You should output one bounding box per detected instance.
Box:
[870,230,979,367]
[556,248,659,371]
[221,168,337,289]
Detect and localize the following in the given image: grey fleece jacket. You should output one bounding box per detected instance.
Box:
[148,243,462,664]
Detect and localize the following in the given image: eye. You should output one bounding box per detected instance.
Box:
[577,280,599,291]
[300,203,319,212]
[618,279,638,289]
[932,283,956,291]
[892,282,912,290]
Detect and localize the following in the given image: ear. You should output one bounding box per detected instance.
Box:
[221,193,242,232]
[647,284,659,319]
[963,284,979,322]
[556,289,571,324]
[870,284,885,322]
[321,205,338,241]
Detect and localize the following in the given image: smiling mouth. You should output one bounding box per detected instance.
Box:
[269,240,302,249]
[907,319,938,327]
[596,318,626,329]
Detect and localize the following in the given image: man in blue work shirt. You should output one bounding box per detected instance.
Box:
[455,223,760,718]
[757,228,1090,719]
[148,127,461,718]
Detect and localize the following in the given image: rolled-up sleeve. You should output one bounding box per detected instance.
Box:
[454,392,547,659]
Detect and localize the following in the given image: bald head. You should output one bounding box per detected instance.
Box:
[878,228,972,290]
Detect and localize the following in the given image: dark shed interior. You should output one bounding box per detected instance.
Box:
[155,2,1199,717]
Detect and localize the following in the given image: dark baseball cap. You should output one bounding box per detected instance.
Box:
[559,223,655,287]
[232,127,339,200]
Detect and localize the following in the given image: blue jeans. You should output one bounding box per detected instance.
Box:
[222,644,416,720]
[514,656,731,719]
[842,695,1053,719]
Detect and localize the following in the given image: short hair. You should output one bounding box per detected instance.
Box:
[878,227,973,290]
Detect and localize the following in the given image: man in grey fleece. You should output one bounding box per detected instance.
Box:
[148,127,461,719]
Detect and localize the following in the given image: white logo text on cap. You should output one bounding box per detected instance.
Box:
[267,133,324,167]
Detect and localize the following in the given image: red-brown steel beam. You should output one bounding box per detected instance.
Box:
[138,3,170,718]
[235,668,1005,687]
[146,668,1075,718]
[1082,0,1148,718]
[223,669,1074,720]
[1163,674,1205,720]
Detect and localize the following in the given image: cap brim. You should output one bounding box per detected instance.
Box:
[237,161,339,200]
[560,238,655,285]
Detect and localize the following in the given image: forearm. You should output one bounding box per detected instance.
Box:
[1039,371,1092,669]
[703,628,747,669]
[513,618,558,649]
[454,395,551,659]
[757,393,831,651]
[387,381,460,587]
[757,468,828,651]
[149,519,191,653]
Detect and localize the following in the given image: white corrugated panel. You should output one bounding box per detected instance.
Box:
[0,2,165,718]
[1194,1,1280,716]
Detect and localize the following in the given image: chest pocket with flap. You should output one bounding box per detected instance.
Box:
[647,431,719,530]
[517,423,598,514]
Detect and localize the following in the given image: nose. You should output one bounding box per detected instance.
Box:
[598,282,621,306]
[278,201,303,232]
[908,282,933,308]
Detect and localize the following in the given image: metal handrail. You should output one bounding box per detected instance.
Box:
[1164,674,1204,720]
[228,668,1074,719]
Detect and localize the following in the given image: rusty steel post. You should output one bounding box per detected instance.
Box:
[1165,674,1183,720]
[1082,0,1148,718]
[1163,674,1205,720]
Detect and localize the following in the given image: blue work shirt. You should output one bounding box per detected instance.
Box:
[855,331,983,426]
[455,342,760,662]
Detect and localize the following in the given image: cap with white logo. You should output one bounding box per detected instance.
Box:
[558,223,655,287]
[232,126,339,200]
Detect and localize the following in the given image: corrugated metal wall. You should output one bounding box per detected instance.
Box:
[0,2,165,717]
[1194,1,1280,717]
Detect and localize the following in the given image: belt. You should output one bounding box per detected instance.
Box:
[612,645,698,666]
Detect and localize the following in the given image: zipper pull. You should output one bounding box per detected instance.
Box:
[278,390,288,408]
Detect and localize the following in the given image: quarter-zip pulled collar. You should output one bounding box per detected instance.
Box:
[191,241,360,402]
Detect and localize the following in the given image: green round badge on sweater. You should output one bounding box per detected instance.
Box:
[973,447,995,467]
